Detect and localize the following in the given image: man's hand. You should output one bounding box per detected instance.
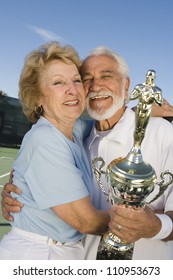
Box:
[1,183,23,221]
[152,98,173,117]
[109,204,161,243]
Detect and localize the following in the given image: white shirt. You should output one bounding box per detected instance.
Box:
[84,107,173,259]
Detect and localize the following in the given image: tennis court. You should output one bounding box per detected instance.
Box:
[0,147,19,240]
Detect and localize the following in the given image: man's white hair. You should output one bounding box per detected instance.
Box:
[87,46,129,78]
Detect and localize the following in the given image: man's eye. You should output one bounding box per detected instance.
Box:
[82,77,91,83]
[74,79,82,84]
[101,75,113,79]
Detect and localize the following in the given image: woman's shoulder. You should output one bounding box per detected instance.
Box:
[22,117,61,148]
[74,118,94,139]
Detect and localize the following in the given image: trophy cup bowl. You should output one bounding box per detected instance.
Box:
[92,148,173,254]
[92,70,173,257]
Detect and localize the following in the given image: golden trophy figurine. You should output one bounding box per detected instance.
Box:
[130,70,163,148]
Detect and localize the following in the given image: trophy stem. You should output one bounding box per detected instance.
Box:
[126,146,143,164]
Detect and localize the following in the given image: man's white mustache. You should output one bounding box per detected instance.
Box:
[88,91,114,99]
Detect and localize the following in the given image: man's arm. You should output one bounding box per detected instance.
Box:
[163,211,173,241]
[1,183,23,221]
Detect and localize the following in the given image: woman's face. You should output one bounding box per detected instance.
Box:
[39,60,85,128]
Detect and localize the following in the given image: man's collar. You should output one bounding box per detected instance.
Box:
[88,107,135,148]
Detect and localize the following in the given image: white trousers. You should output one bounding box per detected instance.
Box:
[0,227,84,260]
[83,234,101,260]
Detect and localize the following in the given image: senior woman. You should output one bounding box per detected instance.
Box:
[0,42,109,260]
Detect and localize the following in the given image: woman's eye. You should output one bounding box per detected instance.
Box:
[53,81,64,86]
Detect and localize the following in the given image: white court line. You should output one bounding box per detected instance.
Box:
[0,157,14,160]
[0,172,10,178]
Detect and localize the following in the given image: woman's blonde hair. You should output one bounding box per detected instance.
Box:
[19,41,81,123]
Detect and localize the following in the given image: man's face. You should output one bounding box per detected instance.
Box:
[81,55,129,121]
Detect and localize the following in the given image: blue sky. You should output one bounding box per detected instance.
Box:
[0,0,173,105]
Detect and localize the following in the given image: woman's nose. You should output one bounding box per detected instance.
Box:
[65,82,78,95]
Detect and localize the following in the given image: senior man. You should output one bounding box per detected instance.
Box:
[80,47,173,260]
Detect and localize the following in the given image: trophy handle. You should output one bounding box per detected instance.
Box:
[149,171,173,204]
[92,157,108,196]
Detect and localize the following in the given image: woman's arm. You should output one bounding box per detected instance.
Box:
[151,98,173,118]
[52,195,110,235]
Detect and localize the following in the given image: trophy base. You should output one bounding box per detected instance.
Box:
[97,247,133,260]
[96,231,134,260]
[103,230,134,251]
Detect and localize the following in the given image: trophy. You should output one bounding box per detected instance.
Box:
[92,70,173,259]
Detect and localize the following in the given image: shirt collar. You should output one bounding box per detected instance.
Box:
[87,107,135,149]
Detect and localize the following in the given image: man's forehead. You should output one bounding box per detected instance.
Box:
[81,55,118,75]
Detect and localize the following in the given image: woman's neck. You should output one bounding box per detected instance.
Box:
[44,115,74,141]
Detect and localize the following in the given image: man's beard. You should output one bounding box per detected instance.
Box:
[85,90,125,121]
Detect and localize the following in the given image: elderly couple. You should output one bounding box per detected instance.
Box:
[1,41,173,260]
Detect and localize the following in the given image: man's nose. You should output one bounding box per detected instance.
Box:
[88,78,103,92]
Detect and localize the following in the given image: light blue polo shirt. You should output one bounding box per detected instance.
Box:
[11,117,93,242]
